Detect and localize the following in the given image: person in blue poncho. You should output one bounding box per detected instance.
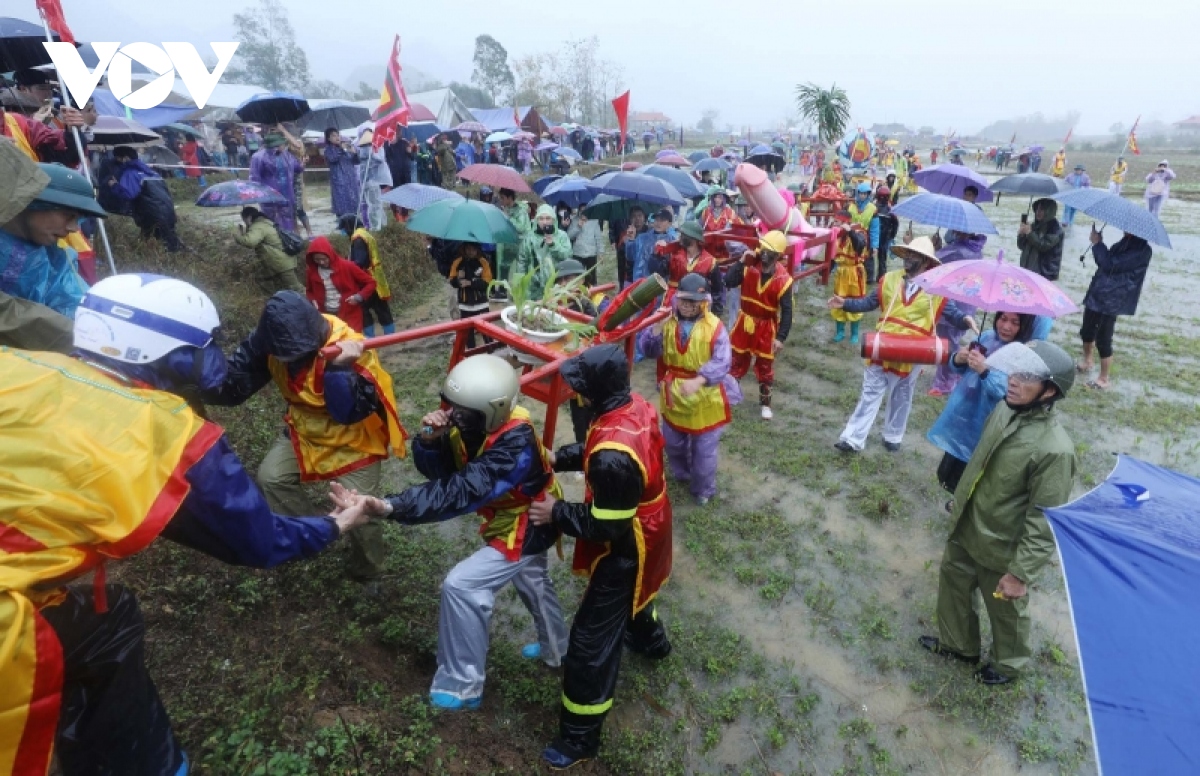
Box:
[0,162,97,323]
[926,311,1052,502]
[103,146,182,252]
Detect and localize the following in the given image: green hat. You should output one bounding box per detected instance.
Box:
[29,163,107,218]
[705,184,724,197]
[678,221,704,241]
[556,259,587,279]
[535,203,556,221]
[1026,340,1075,399]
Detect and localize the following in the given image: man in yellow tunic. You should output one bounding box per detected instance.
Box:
[1051,148,1067,178]
[0,274,373,776]
[1109,156,1128,195]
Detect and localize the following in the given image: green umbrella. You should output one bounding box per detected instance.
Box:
[406,198,519,244]
[583,193,657,221]
[160,122,204,138]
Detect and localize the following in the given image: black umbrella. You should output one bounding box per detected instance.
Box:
[989,172,1069,208]
[297,100,371,132]
[235,92,311,124]
[0,17,77,72]
[89,116,160,145]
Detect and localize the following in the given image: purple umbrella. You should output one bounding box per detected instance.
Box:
[912,164,995,203]
[535,140,559,152]
[196,180,288,207]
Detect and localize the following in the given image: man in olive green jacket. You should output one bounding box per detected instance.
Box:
[234,206,303,294]
[921,340,1077,685]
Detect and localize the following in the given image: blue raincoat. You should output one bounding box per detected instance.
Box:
[0,230,89,318]
[926,320,1052,462]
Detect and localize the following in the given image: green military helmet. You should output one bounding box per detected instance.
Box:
[1025,340,1075,399]
[441,354,520,432]
[556,259,588,280]
[31,163,108,218]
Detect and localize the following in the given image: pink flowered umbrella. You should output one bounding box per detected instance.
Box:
[913,250,1078,319]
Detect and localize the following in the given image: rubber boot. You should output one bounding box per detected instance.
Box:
[363,325,376,338]
[833,321,846,342]
[382,323,396,335]
[849,321,860,344]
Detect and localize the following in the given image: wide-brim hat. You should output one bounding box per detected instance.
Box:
[678,221,704,241]
[556,259,587,279]
[30,163,108,218]
[356,130,374,146]
[891,236,940,266]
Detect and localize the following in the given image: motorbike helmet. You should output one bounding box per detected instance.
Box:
[74,274,219,363]
[441,353,520,432]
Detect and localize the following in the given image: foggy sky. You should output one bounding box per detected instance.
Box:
[39,0,1199,135]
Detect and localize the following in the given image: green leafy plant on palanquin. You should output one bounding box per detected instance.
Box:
[488,265,597,348]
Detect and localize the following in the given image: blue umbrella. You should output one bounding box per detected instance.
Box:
[892,192,998,235]
[635,164,706,198]
[913,163,994,203]
[748,144,779,158]
[235,92,311,124]
[687,151,708,163]
[532,175,563,196]
[694,157,732,173]
[1045,456,1200,776]
[541,175,595,209]
[381,183,464,211]
[1051,189,1171,248]
[555,148,583,161]
[586,172,686,206]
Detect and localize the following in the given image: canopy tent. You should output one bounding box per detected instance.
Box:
[90,88,198,129]
[404,88,476,130]
[469,106,550,137]
[1045,456,1200,776]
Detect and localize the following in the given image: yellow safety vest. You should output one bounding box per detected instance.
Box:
[0,348,222,775]
[659,311,732,434]
[352,228,391,300]
[267,316,406,480]
[874,270,945,376]
[848,202,877,231]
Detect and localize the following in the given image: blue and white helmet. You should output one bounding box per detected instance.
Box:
[74,274,220,363]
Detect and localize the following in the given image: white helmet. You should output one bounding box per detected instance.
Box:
[74,274,220,363]
[441,354,519,433]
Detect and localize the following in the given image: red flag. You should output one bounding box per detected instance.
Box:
[36,0,76,44]
[372,35,411,149]
[611,90,630,146]
[1127,115,1141,155]
[513,105,522,130]
[1062,127,1073,147]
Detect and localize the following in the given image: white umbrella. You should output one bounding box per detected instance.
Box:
[485,131,513,144]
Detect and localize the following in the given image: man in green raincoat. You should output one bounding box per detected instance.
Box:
[495,187,531,282]
[920,340,1077,685]
[515,204,572,297]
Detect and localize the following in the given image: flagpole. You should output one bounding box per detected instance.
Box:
[1114,115,1139,179]
[38,14,117,275]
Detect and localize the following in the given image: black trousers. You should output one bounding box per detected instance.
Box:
[361,293,394,331]
[569,397,593,444]
[937,452,968,495]
[42,585,183,776]
[1080,307,1117,359]
[556,552,670,759]
[575,255,598,282]
[459,306,488,348]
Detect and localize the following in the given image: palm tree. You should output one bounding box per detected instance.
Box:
[794,83,852,145]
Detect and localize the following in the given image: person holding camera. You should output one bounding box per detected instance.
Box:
[1016,199,1064,281]
[515,204,572,297]
[1144,160,1176,217]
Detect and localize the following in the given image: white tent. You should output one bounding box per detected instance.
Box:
[405,88,475,129]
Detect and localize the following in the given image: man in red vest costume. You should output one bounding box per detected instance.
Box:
[528,344,673,770]
[347,354,570,712]
[0,274,374,776]
[650,221,725,315]
[725,230,794,420]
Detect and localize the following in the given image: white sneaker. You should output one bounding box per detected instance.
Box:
[761,406,773,420]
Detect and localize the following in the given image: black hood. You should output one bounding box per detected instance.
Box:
[253,291,329,363]
[560,343,632,416]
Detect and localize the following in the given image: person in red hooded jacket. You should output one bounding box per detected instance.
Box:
[304,235,376,332]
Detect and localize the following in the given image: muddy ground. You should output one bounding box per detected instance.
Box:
[109,151,1200,775]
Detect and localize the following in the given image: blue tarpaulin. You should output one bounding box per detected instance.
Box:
[90,88,198,129]
[1045,456,1200,776]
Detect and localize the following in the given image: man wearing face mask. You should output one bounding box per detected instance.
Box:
[829,237,976,452]
[726,230,793,420]
[515,203,572,297]
[202,291,408,586]
[920,340,1076,686]
[651,221,725,315]
[343,354,569,711]
[0,274,374,776]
